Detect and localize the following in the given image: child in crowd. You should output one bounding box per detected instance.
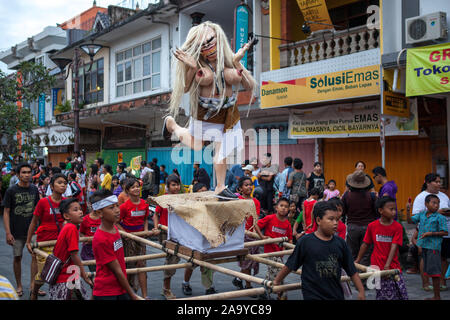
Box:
[38,175,50,199]
[231,177,265,292]
[410,194,448,300]
[287,201,298,228]
[274,201,365,300]
[79,203,102,274]
[26,173,68,300]
[257,197,293,300]
[152,174,181,299]
[117,178,130,206]
[48,198,93,300]
[323,180,340,201]
[117,179,150,299]
[355,196,408,300]
[303,187,320,234]
[91,189,139,300]
[68,172,85,214]
[182,183,219,296]
[112,176,122,196]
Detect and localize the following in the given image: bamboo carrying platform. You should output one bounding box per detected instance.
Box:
[32,223,402,300]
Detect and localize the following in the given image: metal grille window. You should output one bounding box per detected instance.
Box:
[116,37,161,98]
[72,58,104,105]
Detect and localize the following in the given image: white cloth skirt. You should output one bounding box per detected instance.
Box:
[188,118,244,161]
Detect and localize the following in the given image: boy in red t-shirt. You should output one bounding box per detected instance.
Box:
[26,173,67,300]
[302,187,320,234]
[152,174,181,299]
[257,197,293,299]
[91,189,139,300]
[49,198,93,300]
[231,176,265,291]
[117,179,149,299]
[355,196,408,300]
[80,205,102,273]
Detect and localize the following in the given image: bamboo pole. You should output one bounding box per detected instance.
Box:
[32,230,156,248]
[251,250,294,258]
[179,283,302,300]
[118,230,273,288]
[245,230,295,249]
[86,262,195,277]
[243,237,288,248]
[81,253,167,266]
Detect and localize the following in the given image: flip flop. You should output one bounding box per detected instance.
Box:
[423,285,433,292]
[440,285,448,291]
[16,289,23,297]
[38,289,46,296]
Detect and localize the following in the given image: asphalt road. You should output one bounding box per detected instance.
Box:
[0,214,449,301]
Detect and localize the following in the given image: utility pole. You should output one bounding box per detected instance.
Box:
[73,47,80,154]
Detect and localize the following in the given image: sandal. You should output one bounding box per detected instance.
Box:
[423,285,433,292]
[440,285,448,291]
[38,289,46,296]
[15,289,23,297]
[161,288,176,300]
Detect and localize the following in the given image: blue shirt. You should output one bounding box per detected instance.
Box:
[411,210,448,251]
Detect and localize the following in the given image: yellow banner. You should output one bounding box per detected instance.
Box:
[296,0,333,31]
[383,91,410,118]
[130,155,142,171]
[406,43,450,97]
[261,65,380,109]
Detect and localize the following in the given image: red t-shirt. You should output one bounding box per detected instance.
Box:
[257,214,293,253]
[53,223,79,283]
[33,196,66,242]
[155,205,168,227]
[79,214,101,237]
[303,199,317,234]
[363,219,403,271]
[238,196,261,231]
[92,226,127,297]
[119,199,149,232]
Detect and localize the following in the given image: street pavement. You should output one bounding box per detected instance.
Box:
[0,215,449,301]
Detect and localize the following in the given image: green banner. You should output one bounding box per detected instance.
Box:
[406,42,450,97]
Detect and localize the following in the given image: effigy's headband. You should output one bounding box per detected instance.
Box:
[92,195,118,211]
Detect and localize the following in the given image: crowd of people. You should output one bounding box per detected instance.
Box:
[1,153,450,301]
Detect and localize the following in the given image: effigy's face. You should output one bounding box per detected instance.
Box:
[200,27,217,62]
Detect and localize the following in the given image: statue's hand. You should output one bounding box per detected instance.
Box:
[233,37,255,65]
[173,48,197,69]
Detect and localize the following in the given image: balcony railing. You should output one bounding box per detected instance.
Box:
[279,25,380,68]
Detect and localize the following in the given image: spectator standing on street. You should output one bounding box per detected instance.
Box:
[152,158,161,196]
[112,176,122,196]
[411,173,450,291]
[117,163,127,183]
[193,162,211,191]
[37,175,50,199]
[140,161,153,200]
[160,165,168,185]
[257,153,278,215]
[277,157,294,199]
[306,162,325,198]
[342,170,378,266]
[302,187,320,234]
[287,158,308,218]
[410,194,448,300]
[2,163,40,298]
[95,158,105,184]
[101,164,113,191]
[8,168,18,187]
[372,166,398,219]
[323,180,340,201]
[346,161,375,193]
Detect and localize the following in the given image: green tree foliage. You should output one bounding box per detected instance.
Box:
[0,61,56,159]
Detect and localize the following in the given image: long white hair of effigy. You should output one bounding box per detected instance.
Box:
[168,21,257,120]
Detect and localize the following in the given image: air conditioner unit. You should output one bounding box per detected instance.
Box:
[405,12,448,44]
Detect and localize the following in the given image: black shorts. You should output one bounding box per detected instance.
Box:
[441,238,450,259]
[423,248,442,278]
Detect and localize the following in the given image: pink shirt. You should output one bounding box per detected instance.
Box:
[324,189,340,201]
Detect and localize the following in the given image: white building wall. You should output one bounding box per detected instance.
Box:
[109,23,171,105]
[382,0,403,54]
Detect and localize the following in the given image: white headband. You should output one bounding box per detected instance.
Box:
[91,195,118,211]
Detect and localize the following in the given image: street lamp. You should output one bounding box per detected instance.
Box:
[50,44,104,155]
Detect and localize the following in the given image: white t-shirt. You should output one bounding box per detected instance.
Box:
[412,190,450,238]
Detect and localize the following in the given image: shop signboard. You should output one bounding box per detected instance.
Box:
[406,42,450,97]
[261,65,380,109]
[288,100,418,139]
[383,90,410,118]
[296,0,333,32]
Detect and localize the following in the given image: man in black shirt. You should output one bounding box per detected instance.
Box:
[274,201,365,300]
[2,163,40,297]
[193,162,211,190]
